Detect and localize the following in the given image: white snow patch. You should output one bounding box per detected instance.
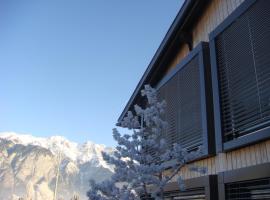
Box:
[0,132,114,171]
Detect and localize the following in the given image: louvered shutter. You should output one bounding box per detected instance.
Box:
[225,177,270,200]
[177,56,202,150]
[158,56,202,150]
[158,74,179,148]
[211,0,270,149]
[156,42,213,155]
[164,188,206,200]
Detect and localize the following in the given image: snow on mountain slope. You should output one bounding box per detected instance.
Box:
[0,132,114,171]
[0,132,114,200]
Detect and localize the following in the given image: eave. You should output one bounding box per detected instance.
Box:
[118,0,209,123]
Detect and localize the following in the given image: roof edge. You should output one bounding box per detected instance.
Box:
[118,0,198,123]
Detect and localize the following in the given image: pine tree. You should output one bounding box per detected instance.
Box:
[87,85,206,200]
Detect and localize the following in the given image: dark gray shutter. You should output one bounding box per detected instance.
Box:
[158,55,203,151]
[159,74,178,148]
[164,188,205,200]
[178,56,202,150]
[225,177,270,200]
[215,0,270,142]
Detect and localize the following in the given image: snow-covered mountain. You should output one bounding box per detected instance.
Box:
[0,132,114,200]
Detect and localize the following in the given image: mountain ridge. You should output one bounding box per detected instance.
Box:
[0,132,114,200]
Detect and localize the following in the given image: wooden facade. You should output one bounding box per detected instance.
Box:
[163,0,270,182]
[192,0,245,46]
[170,139,270,181]
[167,0,246,73]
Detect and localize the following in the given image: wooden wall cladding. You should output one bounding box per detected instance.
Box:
[166,139,270,181]
[166,0,245,75]
[193,0,245,46]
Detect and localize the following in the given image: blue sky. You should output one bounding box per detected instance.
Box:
[0,0,183,147]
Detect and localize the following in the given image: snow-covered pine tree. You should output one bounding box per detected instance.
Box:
[87,85,206,200]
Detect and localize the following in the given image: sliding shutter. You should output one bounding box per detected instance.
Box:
[164,188,205,200]
[141,43,213,160]
[141,175,217,200]
[158,55,202,151]
[158,74,179,148]
[210,0,270,150]
[225,177,270,200]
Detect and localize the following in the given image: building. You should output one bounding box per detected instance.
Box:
[118,0,270,199]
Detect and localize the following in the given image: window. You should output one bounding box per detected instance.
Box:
[141,176,217,200]
[156,42,215,159]
[162,175,218,200]
[218,163,270,200]
[210,0,270,152]
[225,178,270,200]
[164,188,205,200]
